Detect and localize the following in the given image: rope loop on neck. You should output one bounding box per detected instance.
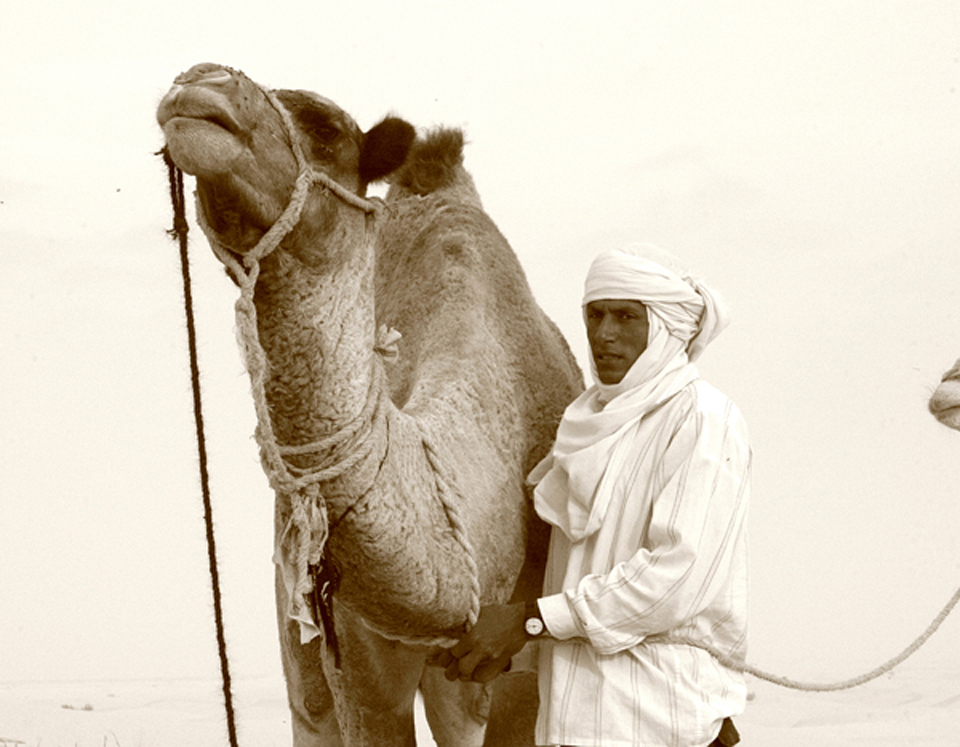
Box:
[188,86,388,629]
[187,83,482,646]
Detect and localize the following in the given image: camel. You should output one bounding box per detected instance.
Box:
[931,358,960,431]
[157,63,583,746]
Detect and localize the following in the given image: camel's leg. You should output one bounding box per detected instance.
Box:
[483,671,539,747]
[276,573,344,746]
[323,601,428,746]
[419,665,490,747]
[276,575,428,746]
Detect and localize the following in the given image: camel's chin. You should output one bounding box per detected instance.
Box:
[931,379,960,431]
[163,118,244,177]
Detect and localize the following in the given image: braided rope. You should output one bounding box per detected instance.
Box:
[202,219,385,622]
[419,432,482,632]
[356,431,483,648]
[652,582,960,692]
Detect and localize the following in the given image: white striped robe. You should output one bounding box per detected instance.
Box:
[536,379,751,747]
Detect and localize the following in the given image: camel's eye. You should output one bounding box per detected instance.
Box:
[275,91,343,161]
[295,106,341,146]
[291,107,342,163]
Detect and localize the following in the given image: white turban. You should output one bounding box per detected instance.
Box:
[582,243,730,363]
[529,243,732,541]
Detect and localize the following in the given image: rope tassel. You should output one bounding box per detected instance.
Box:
[310,560,342,669]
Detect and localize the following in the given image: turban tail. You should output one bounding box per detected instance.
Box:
[531,243,730,541]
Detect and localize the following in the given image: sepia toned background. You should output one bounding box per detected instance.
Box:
[2,1,959,743]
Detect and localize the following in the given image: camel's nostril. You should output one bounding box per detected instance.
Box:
[174,63,234,87]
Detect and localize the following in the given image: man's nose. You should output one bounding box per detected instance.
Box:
[596,314,618,340]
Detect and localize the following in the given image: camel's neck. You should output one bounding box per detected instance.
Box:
[251,211,382,491]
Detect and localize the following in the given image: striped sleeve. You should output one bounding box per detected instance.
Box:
[541,394,751,654]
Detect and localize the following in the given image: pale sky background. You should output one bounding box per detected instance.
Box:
[2,0,959,715]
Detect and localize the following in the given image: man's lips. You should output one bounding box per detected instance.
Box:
[594,351,624,363]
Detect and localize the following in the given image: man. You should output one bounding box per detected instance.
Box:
[435,244,750,746]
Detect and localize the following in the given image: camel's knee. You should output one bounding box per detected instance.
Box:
[277,614,342,745]
[292,673,340,739]
[290,699,342,747]
[284,660,343,746]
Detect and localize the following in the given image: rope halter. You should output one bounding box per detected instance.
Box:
[192,85,481,645]
[193,85,387,631]
[198,87,382,283]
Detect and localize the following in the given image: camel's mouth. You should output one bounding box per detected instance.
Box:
[158,83,251,178]
[932,405,960,431]
[157,84,244,135]
[166,112,238,135]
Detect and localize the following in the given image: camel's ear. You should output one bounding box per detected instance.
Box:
[359,117,416,184]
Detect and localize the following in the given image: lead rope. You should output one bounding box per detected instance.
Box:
[162,147,240,747]
[653,582,960,692]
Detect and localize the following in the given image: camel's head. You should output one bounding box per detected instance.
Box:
[930,357,960,431]
[157,63,415,255]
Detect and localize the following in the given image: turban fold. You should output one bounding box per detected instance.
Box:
[582,243,729,362]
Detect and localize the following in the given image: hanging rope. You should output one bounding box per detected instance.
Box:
[421,430,482,633]
[162,147,240,747]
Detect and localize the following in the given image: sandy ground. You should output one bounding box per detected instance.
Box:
[1,663,957,746]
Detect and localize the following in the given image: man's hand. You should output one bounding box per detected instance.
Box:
[429,602,529,683]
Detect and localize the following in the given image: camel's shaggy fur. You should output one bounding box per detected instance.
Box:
[157,63,582,746]
[388,128,477,199]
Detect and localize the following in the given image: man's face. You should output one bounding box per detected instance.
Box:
[585,299,650,385]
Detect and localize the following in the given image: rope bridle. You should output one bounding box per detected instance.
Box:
[190,86,481,659]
